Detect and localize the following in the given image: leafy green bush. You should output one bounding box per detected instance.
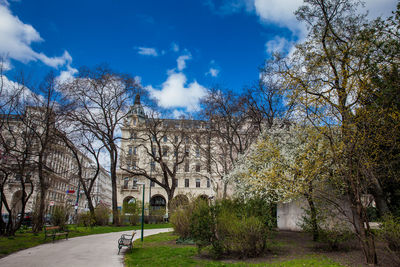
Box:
[51,206,68,229]
[94,205,111,226]
[77,212,95,227]
[217,210,267,258]
[123,199,140,215]
[378,215,400,263]
[189,199,215,253]
[128,214,139,225]
[171,207,192,239]
[189,198,269,258]
[318,228,353,251]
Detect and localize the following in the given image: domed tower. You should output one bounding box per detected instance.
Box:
[128,94,146,126]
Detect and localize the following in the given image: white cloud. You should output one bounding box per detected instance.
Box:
[172,109,187,119]
[176,53,192,71]
[364,0,398,19]
[56,64,78,84]
[171,42,179,52]
[146,71,207,112]
[0,74,39,104]
[0,3,72,68]
[254,0,305,37]
[136,47,158,57]
[265,36,293,55]
[206,67,219,77]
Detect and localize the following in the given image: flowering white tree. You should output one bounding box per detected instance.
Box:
[229,124,332,240]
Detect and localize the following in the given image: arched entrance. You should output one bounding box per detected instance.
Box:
[122,196,137,214]
[150,195,166,211]
[169,194,189,212]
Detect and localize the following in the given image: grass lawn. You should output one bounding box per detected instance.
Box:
[125,232,344,267]
[0,223,171,258]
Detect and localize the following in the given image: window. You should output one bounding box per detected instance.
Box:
[163,136,167,142]
[195,164,200,172]
[152,146,156,156]
[132,178,137,189]
[150,161,155,171]
[133,118,137,126]
[128,147,132,155]
[207,178,211,188]
[152,135,157,141]
[133,147,137,155]
[185,147,189,157]
[185,161,189,172]
[131,132,137,140]
[196,178,200,188]
[174,135,179,143]
[132,160,136,168]
[162,147,168,156]
[173,179,178,187]
[150,180,155,187]
[123,178,129,189]
[185,179,189,188]
[195,147,200,158]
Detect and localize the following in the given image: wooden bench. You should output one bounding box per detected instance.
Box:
[118,231,136,254]
[44,226,69,243]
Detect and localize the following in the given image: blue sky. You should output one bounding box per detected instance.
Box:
[1,0,397,116]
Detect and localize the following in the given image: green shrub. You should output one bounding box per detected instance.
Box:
[189,199,215,253]
[318,228,353,251]
[189,198,268,258]
[216,207,267,258]
[378,215,400,263]
[128,214,139,225]
[171,207,192,239]
[94,205,111,226]
[77,212,95,227]
[51,206,68,229]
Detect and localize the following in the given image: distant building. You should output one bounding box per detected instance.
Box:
[0,107,111,222]
[117,95,226,213]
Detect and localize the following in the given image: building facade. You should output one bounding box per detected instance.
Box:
[117,96,227,213]
[0,108,112,223]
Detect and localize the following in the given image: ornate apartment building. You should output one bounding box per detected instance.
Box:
[117,96,229,213]
[0,108,112,222]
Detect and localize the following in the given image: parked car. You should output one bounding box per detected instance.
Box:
[17,212,33,227]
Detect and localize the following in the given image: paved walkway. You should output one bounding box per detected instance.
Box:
[0,228,173,267]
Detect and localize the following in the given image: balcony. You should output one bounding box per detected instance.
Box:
[121,185,139,191]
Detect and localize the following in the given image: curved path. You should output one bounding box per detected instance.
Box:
[0,228,173,267]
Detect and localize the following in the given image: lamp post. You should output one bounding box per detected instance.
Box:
[136,182,145,242]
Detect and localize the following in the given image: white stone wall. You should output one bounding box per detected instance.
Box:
[277,198,308,231]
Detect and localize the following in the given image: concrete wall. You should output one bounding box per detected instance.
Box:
[277,198,307,231]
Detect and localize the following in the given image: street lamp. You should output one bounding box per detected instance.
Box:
[136,182,145,242]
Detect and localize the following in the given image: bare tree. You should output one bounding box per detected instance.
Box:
[120,110,192,212]
[0,60,39,235]
[201,89,259,198]
[58,128,103,222]
[27,73,66,232]
[60,66,139,224]
[244,65,295,131]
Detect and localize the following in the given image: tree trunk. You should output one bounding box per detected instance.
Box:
[110,156,119,225]
[87,196,96,221]
[305,192,319,241]
[353,201,378,265]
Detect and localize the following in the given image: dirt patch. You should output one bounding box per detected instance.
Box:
[194,230,396,266]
